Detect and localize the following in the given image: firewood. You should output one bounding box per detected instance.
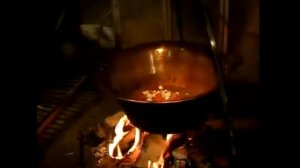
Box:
[119,127,137,151]
[104,111,126,127]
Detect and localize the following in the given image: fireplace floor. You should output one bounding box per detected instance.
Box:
[38,92,122,168]
[81,118,261,168]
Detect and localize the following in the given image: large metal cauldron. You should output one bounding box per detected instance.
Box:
[94,42,223,133]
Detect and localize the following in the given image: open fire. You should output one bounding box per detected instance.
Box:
[88,111,195,168]
[107,113,176,168]
[88,111,225,168]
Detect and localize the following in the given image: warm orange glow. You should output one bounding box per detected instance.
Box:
[108,115,141,160]
[147,134,174,168]
[155,47,165,54]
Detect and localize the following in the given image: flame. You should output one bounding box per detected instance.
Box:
[128,127,141,154]
[108,115,141,160]
[108,115,177,168]
[148,159,162,168]
[166,134,173,142]
[147,134,174,168]
[155,47,165,54]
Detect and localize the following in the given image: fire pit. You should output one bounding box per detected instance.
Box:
[80,111,233,168]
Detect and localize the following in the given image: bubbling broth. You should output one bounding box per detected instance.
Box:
[128,85,192,102]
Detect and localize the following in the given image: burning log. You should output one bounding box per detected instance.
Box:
[104,112,143,160]
[104,111,126,128]
[86,111,146,168]
[107,115,143,161]
[118,125,136,152]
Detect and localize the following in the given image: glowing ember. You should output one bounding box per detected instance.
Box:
[147,134,174,168]
[108,115,141,160]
